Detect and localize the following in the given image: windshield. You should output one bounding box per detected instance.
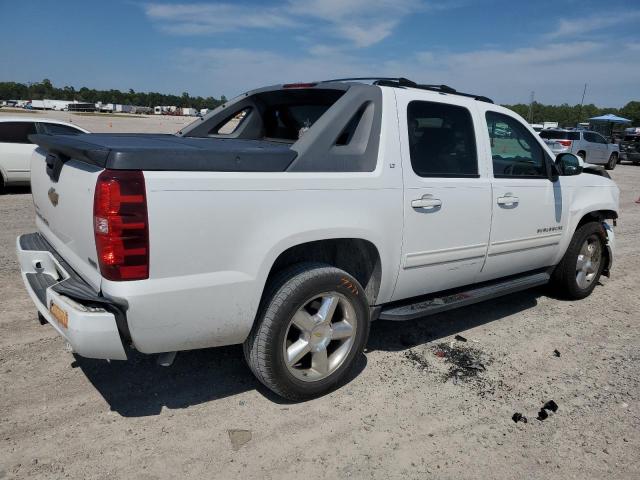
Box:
[540,130,580,140]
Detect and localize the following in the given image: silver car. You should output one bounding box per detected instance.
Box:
[540,128,620,170]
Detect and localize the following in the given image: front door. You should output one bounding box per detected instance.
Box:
[478,109,566,281]
[392,93,492,302]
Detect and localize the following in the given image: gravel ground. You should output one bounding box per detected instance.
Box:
[0,109,194,133]
[1,159,639,479]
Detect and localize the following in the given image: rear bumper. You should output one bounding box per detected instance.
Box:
[16,233,127,360]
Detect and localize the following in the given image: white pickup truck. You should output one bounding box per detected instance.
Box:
[17,78,619,400]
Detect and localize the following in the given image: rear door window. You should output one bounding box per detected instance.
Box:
[593,133,608,144]
[406,101,478,177]
[0,121,37,144]
[583,132,599,143]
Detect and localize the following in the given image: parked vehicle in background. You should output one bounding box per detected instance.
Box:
[0,117,89,191]
[620,133,640,164]
[540,128,620,170]
[16,78,619,400]
[530,123,543,132]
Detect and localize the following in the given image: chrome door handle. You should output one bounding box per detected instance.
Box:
[497,194,519,205]
[411,196,442,209]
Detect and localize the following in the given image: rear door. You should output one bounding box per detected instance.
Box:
[392,91,492,301]
[583,132,606,163]
[0,121,37,182]
[478,109,566,281]
[593,132,612,161]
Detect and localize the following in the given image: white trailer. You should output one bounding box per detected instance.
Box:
[115,104,133,113]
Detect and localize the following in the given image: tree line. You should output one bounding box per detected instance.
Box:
[1,79,638,126]
[0,79,227,111]
[500,100,640,127]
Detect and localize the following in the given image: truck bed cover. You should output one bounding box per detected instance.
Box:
[28,133,297,172]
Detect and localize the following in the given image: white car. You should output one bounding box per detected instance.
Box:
[16,78,619,400]
[0,117,88,191]
[539,128,620,170]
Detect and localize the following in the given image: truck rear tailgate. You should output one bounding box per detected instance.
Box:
[30,148,103,290]
[27,132,297,291]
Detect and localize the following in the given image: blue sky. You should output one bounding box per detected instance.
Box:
[1,0,639,106]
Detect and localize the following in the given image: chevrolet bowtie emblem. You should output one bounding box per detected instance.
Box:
[48,187,59,207]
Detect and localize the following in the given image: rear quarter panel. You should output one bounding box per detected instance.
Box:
[101,89,405,353]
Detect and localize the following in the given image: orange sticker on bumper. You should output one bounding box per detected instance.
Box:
[50,302,68,329]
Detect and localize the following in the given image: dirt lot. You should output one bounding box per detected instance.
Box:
[1,160,639,479]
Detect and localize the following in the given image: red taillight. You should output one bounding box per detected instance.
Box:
[94,170,149,281]
[557,140,572,147]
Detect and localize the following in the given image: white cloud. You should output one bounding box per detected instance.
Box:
[143,3,294,34]
[144,0,427,47]
[146,2,639,106]
[288,0,423,47]
[177,41,640,107]
[546,11,640,39]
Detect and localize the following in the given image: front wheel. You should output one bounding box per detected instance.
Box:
[244,263,370,401]
[551,222,606,299]
[605,153,618,170]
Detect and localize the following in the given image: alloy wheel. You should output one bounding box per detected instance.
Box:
[576,234,602,289]
[283,293,357,382]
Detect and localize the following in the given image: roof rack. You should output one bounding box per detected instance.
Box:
[319,77,493,103]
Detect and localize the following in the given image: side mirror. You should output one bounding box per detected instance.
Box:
[555,153,583,176]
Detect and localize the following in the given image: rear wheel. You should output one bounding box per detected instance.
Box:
[551,222,606,299]
[605,152,617,170]
[244,263,369,401]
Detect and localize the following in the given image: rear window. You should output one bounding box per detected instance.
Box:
[0,121,37,144]
[206,89,345,142]
[540,130,580,140]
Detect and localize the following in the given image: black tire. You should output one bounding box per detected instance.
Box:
[605,153,617,170]
[551,222,606,300]
[0,173,5,194]
[244,263,370,401]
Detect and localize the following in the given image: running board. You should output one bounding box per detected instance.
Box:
[379,272,550,321]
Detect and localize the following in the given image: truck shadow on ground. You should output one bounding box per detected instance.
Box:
[75,288,546,416]
[1,186,31,195]
[74,344,368,416]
